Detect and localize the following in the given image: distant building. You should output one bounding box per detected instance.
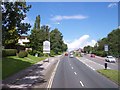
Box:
[18,36,30,46]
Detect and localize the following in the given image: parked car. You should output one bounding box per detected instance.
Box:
[91,54,95,58]
[105,56,116,63]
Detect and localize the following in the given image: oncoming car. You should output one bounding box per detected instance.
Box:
[105,56,116,63]
[69,53,74,58]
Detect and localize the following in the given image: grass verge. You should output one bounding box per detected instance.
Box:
[97,69,120,85]
[2,54,46,80]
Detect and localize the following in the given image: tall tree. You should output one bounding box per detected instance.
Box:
[50,28,67,54]
[29,15,50,52]
[2,1,31,48]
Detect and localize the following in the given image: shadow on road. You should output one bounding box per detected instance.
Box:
[2,60,48,89]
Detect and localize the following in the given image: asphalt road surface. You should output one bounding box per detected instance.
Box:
[51,56,118,88]
[83,54,118,70]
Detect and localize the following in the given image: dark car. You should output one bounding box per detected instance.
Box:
[91,54,95,58]
[65,53,68,56]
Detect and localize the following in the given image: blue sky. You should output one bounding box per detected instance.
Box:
[25,2,118,50]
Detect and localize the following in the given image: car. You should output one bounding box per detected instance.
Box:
[69,53,74,58]
[65,53,68,56]
[91,54,95,58]
[70,54,74,58]
[105,56,116,63]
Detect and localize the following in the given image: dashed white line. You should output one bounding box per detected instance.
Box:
[80,81,84,87]
[74,72,77,75]
[71,67,73,69]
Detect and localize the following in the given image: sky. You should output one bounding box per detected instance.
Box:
[24,2,118,51]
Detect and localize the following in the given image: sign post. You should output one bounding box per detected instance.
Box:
[104,44,109,55]
[104,44,108,69]
[43,41,50,62]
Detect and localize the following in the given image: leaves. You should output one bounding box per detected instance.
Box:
[2,2,31,48]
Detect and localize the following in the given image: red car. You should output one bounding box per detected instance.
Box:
[91,54,95,58]
[65,53,68,56]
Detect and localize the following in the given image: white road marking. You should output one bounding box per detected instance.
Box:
[71,67,73,69]
[47,59,60,89]
[74,72,77,75]
[70,64,71,66]
[80,81,84,87]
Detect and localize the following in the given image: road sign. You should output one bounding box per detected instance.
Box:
[43,41,50,53]
[104,44,108,51]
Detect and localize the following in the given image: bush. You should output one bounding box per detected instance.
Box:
[27,50,33,55]
[18,51,28,58]
[50,50,55,57]
[2,49,17,57]
[38,52,44,57]
[95,51,107,57]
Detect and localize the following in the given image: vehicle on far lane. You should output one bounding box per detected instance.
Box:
[91,54,95,58]
[65,53,68,56]
[105,56,116,63]
[69,53,74,58]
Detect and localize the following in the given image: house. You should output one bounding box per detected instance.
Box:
[18,36,30,46]
[18,36,32,51]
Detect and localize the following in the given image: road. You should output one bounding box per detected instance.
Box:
[83,54,118,70]
[51,56,118,88]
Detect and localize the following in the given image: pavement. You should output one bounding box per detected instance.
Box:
[51,56,118,88]
[2,55,62,89]
[82,54,118,70]
[76,57,110,71]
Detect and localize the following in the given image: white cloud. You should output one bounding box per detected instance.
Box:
[64,35,97,51]
[51,15,88,22]
[108,3,117,8]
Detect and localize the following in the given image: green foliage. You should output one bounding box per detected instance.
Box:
[18,51,28,58]
[95,51,107,57]
[2,55,46,79]
[37,51,44,57]
[83,46,93,53]
[95,28,120,57]
[2,2,31,48]
[29,15,68,56]
[50,50,56,57]
[27,50,33,55]
[50,28,68,54]
[83,28,120,57]
[2,49,17,57]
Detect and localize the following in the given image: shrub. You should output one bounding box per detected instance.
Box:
[44,53,48,57]
[95,51,107,57]
[27,50,33,55]
[18,51,28,58]
[38,52,44,57]
[2,49,17,57]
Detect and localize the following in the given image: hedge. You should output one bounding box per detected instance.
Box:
[2,49,17,57]
[18,51,28,58]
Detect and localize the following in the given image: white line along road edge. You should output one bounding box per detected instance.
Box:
[47,57,61,89]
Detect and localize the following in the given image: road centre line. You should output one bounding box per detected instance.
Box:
[80,81,84,87]
[71,67,73,69]
[74,72,77,75]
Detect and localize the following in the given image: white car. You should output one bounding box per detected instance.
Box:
[105,56,116,63]
[70,54,74,58]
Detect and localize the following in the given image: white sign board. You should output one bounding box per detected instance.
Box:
[104,44,108,51]
[43,41,50,53]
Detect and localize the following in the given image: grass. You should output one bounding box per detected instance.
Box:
[2,54,46,80]
[97,69,120,85]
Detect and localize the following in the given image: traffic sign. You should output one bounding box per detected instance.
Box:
[43,41,50,53]
[104,44,108,51]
